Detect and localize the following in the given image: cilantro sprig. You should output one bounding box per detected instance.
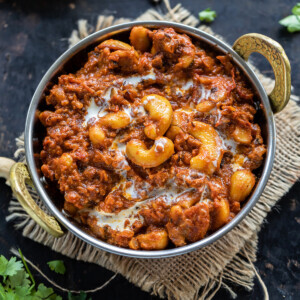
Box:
[0,251,62,299]
[279,3,300,32]
[48,260,66,275]
[0,250,90,300]
[199,8,217,23]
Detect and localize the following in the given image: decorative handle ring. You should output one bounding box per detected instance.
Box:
[233,33,291,113]
[10,162,64,237]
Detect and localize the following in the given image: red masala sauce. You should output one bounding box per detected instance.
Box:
[39,27,266,250]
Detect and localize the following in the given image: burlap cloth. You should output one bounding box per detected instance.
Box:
[3,2,300,299]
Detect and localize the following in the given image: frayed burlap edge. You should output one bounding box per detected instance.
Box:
[4,2,300,300]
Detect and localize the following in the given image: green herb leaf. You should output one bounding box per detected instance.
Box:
[0,284,6,298]
[279,15,298,26]
[279,3,300,33]
[2,290,18,300]
[8,269,30,290]
[34,283,55,298]
[0,254,67,300]
[5,258,23,278]
[47,260,66,275]
[0,256,23,278]
[279,15,300,32]
[14,285,31,297]
[287,21,300,32]
[292,3,300,15]
[0,256,8,276]
[199,8,216,23]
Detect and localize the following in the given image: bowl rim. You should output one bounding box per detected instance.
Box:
[25,20,276,259]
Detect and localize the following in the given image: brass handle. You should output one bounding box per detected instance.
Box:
[9,162,64,237]
[233,33,291,113]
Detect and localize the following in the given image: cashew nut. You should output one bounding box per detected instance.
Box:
[230,169,255,202]
[211,198,230,230]
[100,111,131,129]
[166,108,192,139]
[129,26,151,52]
[196,100,216,113]
[89,125,106,145]
[189,121,223,175]
[98,39,132,51]
[99,39,139,72]
[232,126,252,145]
[126,137,174,168]
[89,111,131,145]
[108,49,139,72]
[129,229,169,250]
[167,112,223,175]
[142,94,173,140]
[176,55,194,69]
[166,125,183,140]
[167,108,193,140]
[172,108,192,127]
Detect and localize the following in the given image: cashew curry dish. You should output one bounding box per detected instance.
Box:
[39,26,266,250]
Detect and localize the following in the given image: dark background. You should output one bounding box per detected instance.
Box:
[0,0,299,299]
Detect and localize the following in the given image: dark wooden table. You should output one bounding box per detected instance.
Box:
[0,0,299,299]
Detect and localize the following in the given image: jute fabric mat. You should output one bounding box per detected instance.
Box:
[4,2,300,299]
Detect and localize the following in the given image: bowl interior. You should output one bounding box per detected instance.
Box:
[26,21,275,258]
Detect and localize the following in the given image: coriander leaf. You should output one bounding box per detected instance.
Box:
[5,258,23,278]
[8,269,30,290]
[34,283,55,298]
[279,15,298,26]
[2,291,18,300]
[6,258,23,278]
[15,286,31,297]
[0,285,7,300]
[279,15,300,32]
[287,21,300,32]
[0,254,63,300]
[68,291,91,300]
[0,256,23,278]
[292,3,300,15]
[47,260,66,275]
[199,8,216,23]
[0,256,8,276]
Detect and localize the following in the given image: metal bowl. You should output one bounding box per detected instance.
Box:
[10,21,291,258]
